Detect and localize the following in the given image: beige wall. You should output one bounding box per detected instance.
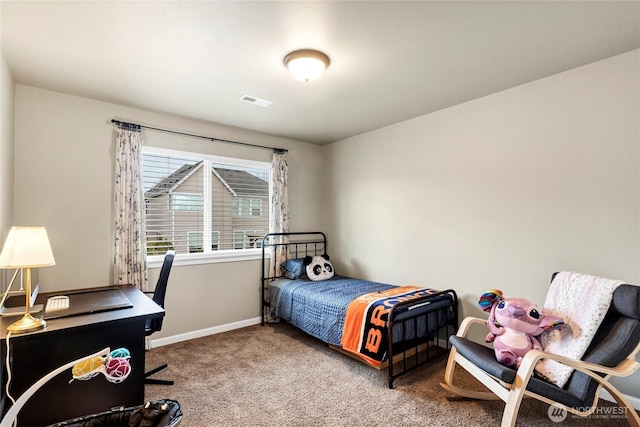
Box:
[324,50,639,398]
[0,28,12,397]
[13,85,325,337]
[0,44,15,283]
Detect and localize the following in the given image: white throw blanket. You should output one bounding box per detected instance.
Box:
[535,271,623,387]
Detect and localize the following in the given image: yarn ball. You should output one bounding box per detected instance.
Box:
[110,347,131,359]
[72,356,104,380]
[104,357,131,383]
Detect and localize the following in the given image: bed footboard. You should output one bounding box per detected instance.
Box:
[386,289,458,388]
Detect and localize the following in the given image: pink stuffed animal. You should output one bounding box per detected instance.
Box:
[479,289,563,368]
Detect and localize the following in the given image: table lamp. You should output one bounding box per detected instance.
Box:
[0,227,55,333]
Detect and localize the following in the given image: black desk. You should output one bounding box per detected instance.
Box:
[0,285,164,426]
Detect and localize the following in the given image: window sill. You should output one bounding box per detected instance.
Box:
[147,248,262,268]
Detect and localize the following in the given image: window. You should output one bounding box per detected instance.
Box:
[142,147,270,261]
[233,230,264,249]
[170,193,203,211]
[187,231,203,253]
[211,231,220,251]
[232,198,263,216]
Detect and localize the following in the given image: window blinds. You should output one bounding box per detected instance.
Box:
[142,150,270,256]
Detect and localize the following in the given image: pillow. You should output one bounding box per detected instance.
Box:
[280,258,306,279]
[303,255,335,281]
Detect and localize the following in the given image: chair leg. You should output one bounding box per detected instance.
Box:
[440,348,503,400]
[145,363,168,377]
[501,379,527,427]
[144,363,174,386]
[500,350,546,427]
[145,378,174,386]
[595,379,640,427]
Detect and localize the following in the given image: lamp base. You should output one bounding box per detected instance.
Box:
[7,313,46,334]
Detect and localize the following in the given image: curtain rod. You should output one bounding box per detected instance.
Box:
[111,119,287,153]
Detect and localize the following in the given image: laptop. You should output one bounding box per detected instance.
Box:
[43,287,133,320]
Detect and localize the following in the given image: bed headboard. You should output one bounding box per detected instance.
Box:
[260,232,327,324]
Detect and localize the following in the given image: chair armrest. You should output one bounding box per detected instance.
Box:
[456,316,488,338]
[143,291,154,297]
[518,348,640,379]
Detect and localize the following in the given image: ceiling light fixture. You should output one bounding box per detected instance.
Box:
[284,49,330,82]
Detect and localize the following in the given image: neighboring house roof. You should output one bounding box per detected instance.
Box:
[145,161,268,198]
[214,168,268,197]
[145,162,203,198]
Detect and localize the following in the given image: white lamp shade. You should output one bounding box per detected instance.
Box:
[0,227,56,268]
[284,50,330,82]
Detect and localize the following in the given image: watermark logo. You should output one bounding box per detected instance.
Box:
[548,405,568,423]
[547,404,629,422]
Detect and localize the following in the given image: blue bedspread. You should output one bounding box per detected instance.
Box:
[270,275,453,352]
[271,276,393,346]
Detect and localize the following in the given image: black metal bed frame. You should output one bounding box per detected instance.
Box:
[260,231,458,388]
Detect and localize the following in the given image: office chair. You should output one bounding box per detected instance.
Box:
[144,250,175,385]
[441,273,640,427]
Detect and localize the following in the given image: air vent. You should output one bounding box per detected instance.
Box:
[239,95,272,107]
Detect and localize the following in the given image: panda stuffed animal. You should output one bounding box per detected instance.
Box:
[303,254,335,281]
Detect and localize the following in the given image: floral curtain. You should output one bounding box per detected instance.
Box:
[113,123,148,290]
[267,150,289,321]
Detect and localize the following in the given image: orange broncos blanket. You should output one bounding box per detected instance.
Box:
[341,286,439,366]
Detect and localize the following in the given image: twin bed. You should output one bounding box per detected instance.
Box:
[261,232,459,388]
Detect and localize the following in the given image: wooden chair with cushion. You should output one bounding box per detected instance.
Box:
[441,276,640,427]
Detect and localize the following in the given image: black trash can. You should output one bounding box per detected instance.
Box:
[46,399,182,427]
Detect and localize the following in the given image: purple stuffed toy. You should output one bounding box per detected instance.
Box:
[479,289,564,368]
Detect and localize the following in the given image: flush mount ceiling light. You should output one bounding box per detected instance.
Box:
[284,49,330,82]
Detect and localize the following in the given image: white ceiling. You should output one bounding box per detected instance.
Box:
[1,1,638,145]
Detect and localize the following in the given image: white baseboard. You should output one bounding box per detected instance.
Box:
[149,317,262,348]
[149,319,640,412]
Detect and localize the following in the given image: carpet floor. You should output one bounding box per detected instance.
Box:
[144,323,637,426]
